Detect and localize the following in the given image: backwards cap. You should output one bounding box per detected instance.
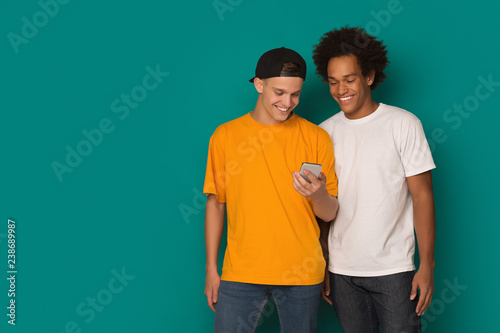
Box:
[249,47,306,82]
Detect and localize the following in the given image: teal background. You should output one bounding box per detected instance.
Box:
[1,0,498,332]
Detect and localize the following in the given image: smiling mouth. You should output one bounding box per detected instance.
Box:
[339,96,353,102]
[275,106,289,112]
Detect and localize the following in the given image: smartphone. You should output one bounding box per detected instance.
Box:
[299,162,322,183]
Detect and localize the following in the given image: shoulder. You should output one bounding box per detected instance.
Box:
[211,114,248,139]
[296,115,329,134]
[295,115,319,128]
[318,111,343,134]
[294,115,333,144]
[380,104,422,126]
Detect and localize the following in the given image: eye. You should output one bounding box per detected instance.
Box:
[346,80,355,83]
[292,93,300,97]
[275,92,283,96]
[329,82,338,86]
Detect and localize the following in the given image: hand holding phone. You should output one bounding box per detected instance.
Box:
[299,162,322,183]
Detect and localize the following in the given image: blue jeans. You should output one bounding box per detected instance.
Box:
[214,280,322,333]
[329,271,421,333]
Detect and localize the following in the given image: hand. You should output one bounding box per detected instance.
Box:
[321,267,333,305]
[204,268,221,312]
[410,267,434,316]
[292,171,328,201]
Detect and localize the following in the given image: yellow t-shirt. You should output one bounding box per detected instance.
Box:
[204,113,338,285]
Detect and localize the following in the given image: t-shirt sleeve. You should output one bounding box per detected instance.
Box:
[318,129,338,197]
[203,126,226,203]
[400,119,436,177]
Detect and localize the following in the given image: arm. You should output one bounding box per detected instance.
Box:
[317,218,333,305]
[292,170,338,221]
[293,170,337,302]
[204,194,226,312]
[407,170,436,316]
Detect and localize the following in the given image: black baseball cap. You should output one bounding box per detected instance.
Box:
[249,47,306,82]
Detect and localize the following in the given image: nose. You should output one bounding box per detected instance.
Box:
[283,95,293,107]
[338,82,348,95]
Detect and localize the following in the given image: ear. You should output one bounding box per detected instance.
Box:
[367,70,375,86]
[254,78,264,93]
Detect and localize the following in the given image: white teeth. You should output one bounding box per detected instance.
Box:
[340,96,353,101]
[276,106,288,112]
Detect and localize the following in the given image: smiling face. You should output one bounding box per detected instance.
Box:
[252,76,303,125]
[327,54,378,119]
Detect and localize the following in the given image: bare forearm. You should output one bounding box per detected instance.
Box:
[317,218,331,246]
[205,194,225,271]
[408,171,436,269]
[413,193,436,269]
[313,195,338,222]
[317,217,331,258]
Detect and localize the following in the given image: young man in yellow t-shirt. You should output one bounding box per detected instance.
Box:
[203,47,339,332]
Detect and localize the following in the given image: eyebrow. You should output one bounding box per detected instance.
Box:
[272,87,302,94]
[328,73,357,80]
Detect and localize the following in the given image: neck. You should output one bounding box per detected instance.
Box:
[250,99,293,125]
[345,98,379,120]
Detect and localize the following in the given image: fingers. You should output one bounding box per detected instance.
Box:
[305,170,322,185]
[205,272,220,312]
[416,293,425,316]
[323,281,330,298]
[318,172,327,182]
[322,274,332,305]
[292,171,321,197]
[294,171,311,186]
[212,286,219,310]
[416,286,433,316]
[410,279,418,301]
[292,172,310,196]
[411,272,434,316]
[206,288,217,312]
[321,289,333,305]
[320,267,332,305]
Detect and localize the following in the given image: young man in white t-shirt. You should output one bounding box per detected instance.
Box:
[312,27,436,332]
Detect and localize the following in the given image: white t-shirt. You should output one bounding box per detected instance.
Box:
[319,103,436,277]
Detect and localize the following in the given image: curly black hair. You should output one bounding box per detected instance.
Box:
[312,26,389,90]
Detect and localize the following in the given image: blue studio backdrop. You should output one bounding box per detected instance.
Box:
[1,0,499,332]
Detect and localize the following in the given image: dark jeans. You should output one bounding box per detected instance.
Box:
[330,271,421,333]
[214,280,322,333]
